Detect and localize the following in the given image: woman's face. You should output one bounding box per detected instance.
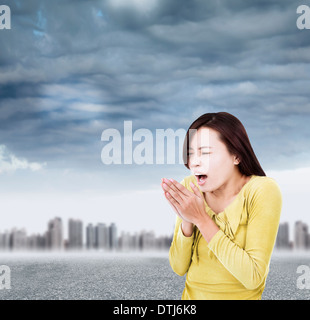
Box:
[188,127,239,193]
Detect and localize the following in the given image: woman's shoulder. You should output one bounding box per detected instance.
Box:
[244,175,282,204]
[247,175,281,192]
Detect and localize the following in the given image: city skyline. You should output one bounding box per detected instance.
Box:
[1,216,310,252]
[0,216,172,252]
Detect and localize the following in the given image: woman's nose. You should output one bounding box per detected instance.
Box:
[189,154,201,166]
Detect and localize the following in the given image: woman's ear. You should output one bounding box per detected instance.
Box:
[234,156,240,165]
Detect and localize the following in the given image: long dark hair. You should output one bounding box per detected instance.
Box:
[183,112,266,176]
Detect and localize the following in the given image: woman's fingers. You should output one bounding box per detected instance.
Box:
[161,180,183,216]
[163,191,183,220]
[161,179,184,204]
[163,178,203,200]
[189,181,204,198]
[165,178,191,198]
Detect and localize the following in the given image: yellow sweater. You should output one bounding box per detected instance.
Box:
[169,174,282,300]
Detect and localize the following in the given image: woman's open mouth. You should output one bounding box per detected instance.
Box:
[195,174,208,186]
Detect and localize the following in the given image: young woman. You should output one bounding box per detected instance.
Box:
[161,112,282,300]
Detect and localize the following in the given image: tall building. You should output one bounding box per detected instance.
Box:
[109,223,118,250]
[276,222,290,250]
[294,221,309,250]
[10,228,27,251]
[47,217,64,250]
[139,230,156,250]
[119,231,132,251]
[0,230,10,251]
[68,218,83,249]
[95,223,109,250]
[86,223,96,249]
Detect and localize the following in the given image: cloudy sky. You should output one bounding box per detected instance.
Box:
[1,0,310,240]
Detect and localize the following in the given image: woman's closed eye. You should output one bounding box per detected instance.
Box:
[187,152,211,156]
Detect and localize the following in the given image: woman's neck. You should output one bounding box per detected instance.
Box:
[208,173,251,201]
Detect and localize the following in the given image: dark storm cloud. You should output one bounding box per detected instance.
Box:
[0,0,310,172]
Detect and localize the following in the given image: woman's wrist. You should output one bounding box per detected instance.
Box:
[196,215,219,243]
[181,221,194,237]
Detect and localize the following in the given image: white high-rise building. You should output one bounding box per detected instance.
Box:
[68,218,83,250]
[86,223,95,249]
[109,223,118,250]
[10,228,27,251]
[47,217,64,250]
[294,221,309,250]
[95,223,109,250]
[0,230,10,251]
[276,222,290,250]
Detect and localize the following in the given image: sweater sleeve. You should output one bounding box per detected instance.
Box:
[207,178,282,290]
[169,179,195,276]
